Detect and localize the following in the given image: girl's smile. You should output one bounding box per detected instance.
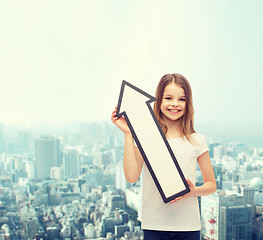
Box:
[167,109,181,113]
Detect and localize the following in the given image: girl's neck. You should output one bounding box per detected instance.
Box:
[164,119,184,138]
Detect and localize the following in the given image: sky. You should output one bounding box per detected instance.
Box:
[0,1,263,143]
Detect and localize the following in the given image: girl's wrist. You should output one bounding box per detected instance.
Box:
[191,186,199,197]
[124,132,132,137]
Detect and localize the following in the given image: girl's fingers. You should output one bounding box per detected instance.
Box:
[111,112,117,121]
[112,109,117,116]
[113,112,118,119]
[112,108,118,116]
[111,109,120,122]
[170,196,183,204]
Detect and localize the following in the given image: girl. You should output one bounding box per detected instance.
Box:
[111,73,216,240]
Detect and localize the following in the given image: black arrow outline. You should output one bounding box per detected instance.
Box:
[116,80,190,203]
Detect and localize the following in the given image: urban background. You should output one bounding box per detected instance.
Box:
[1,1,263,239]
[0,121,262,240]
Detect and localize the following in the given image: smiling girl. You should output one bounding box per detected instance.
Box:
[111,73,216,240]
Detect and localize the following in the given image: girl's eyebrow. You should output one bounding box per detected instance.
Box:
[163,94,186,98]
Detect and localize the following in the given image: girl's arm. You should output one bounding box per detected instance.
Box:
[123,133,144,183]
[193,151,217,196]
[111,107,144,183]
[171,151,216,203]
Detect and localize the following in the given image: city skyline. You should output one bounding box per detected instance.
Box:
[0,120,262,239]
[1,1,263,143]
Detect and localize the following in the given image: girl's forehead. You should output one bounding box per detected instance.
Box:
[164,83,185,95]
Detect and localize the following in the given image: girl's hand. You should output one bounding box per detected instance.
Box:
[111,107,131,134]
[169,179,197,204]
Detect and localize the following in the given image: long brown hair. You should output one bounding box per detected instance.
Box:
[153,73,196,143]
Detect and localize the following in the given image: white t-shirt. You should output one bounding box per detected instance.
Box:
[140,132,209,231]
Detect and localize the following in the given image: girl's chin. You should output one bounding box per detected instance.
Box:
[162,115,182,122]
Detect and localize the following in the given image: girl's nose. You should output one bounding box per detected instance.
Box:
[171,100,179,106]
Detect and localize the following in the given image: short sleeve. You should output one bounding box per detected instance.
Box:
[198,134,209,157]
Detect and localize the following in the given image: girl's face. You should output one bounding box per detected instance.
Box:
[160,83,186,123]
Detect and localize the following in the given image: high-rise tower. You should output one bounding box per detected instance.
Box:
[35,136,61,179]
[201,190,253,240]
[63,149,80,179]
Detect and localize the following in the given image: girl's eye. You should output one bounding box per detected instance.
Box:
[180,98,186,101]
[165,97,172,100]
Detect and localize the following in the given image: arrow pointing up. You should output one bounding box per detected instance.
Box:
[116,80,190,203]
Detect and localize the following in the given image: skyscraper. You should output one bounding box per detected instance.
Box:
[63,149,80,179]
[219,205,253,240]
[115,161,131,192]
[201,190,253,240]
[213,145,224,159]
[35,136,61,179]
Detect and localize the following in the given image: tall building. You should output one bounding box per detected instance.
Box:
[25,216,38,240]
[35,136,61,179]
[25,161,35,179]
[201,190,253,240]
[213,145,224,159]
[115,161,131,192]
[253,206,263,240]
[241,186,255,206]
[213,164,223,190]
[209,143,220,158]
[126,188,141,213]
[219,205,253,240]
[63,149,80,179]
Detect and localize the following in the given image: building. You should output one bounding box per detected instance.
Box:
[108,195,125,211]
[25,216,38,240]
[25,161,35,179]
[213,145,224,159]
[50,166,64,181]
[126,187,141,213]
[115,225,129,238]
[208,143,221,158]
[219,205,253,240]
[115,161,131,192]
[253,206,263,240]
[35,136,61,179]
[102,217,122,237]
[63,149,80,179]
[201,190,253,240]
[241,186,255,206]
[83,223,97,238]
[213,164,223,190]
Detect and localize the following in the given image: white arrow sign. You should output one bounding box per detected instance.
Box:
[116,80,190,203]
